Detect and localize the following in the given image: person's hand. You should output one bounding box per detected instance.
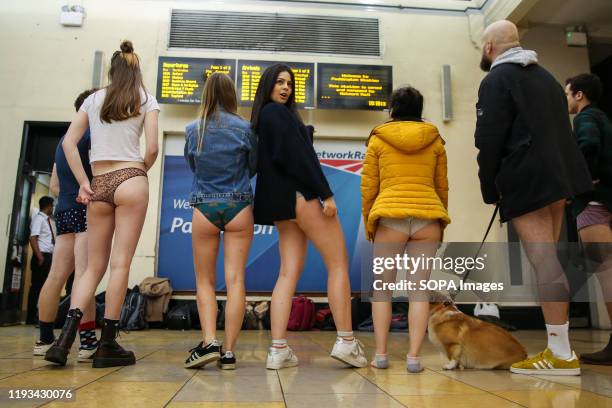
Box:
[77,182,94,204]
[322,197,337,217]
[37,254,44,266]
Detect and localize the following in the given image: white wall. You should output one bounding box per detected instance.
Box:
[0,1,592,295]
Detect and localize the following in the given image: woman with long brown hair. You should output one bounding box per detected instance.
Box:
[251,64,366,369]
[183,72,256,370]
[45,40,159,368]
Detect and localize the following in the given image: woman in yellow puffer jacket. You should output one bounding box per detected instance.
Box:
[361,86,450,372]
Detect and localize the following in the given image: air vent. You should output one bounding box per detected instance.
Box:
[169,10,381,57]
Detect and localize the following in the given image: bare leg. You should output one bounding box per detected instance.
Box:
[295,198,352,332]
[192,208,220,344]
[579,224,612,319]
[105,176,148,319]
[222,205,254,351]
[371,224,408,356]
[70,203,114,311]
[271,220,307,341]
[405,222,441,358]
[512,200,569,324]
[38,234,76,323]
[71,232,96,324]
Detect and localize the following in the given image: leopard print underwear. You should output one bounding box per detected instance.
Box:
[91,167,147,206]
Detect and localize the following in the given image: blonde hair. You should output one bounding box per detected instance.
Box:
[196,72,238,151]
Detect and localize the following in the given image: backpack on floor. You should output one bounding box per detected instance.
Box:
[242,302,259,330]
[287,295,315,331]
[351,297,372,330]
[120,286,148,330]
[390,313,408,332]
[216,300,226,330]
[165,303,192,330]
[315,306,336,331]
[254,301,270,330]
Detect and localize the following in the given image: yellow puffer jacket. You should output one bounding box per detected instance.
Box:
[361,120,450,241]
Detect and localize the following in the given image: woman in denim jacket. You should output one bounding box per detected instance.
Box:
[183,73,256,370]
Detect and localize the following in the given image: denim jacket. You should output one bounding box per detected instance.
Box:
[184,111,257,204]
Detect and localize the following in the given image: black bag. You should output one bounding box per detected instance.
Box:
[54,295,71,329]
[188,301,201,329]
[165,303,192,330]
[242,302,259,330]
[216,300,226,330]
[351,298,371,330]
[119,286,148,330]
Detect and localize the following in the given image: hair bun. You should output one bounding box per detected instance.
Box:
[120,40,134,53]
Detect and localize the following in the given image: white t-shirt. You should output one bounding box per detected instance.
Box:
[30,211,55,253]
[79,88,160,163]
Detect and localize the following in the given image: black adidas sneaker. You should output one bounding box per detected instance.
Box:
[218,351,236,370]
[184,340,221,369]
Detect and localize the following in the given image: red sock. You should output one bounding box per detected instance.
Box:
[79,320,96,331]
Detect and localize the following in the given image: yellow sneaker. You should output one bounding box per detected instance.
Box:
[510,348,580,376]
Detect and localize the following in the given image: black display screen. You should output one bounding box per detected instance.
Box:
[156,57,236,105]
[237,60,315,108]
[317,63,392,110]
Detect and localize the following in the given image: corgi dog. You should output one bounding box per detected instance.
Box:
[428,300,527,370]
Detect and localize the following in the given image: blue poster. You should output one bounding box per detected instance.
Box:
[157,149,367,292]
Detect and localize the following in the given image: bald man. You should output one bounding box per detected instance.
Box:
[474,20,592,376]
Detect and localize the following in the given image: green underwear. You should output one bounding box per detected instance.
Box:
[194,201,250,231]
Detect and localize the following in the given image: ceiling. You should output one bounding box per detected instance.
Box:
[522,0,612,42]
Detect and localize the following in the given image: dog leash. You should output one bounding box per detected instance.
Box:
[448,204,499,302]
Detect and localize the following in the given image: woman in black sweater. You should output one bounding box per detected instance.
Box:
[252,64,366,370]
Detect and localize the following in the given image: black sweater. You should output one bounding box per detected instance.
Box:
[253,103,333,225]
[475,62,592,222]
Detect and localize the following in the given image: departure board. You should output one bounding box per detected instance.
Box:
[237,60,315,108]
[156,57,236,105]
[317,63,393,110]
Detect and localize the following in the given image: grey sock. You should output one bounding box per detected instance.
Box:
[406,356,423,373]
[372,354,389,369]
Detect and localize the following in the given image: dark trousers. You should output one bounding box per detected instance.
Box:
[26,252,52,324]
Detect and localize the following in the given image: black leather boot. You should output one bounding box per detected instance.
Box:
[44,308,83,365]
[92,319,135,368]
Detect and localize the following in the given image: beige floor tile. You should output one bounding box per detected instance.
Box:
[0,369,108,389]
[0,358,51,375]
[438,370,575,392]
[495,389,612,407]
[196,360,276,376]
[394,394,523,408]
[279,368,382,394]
[364,371,486,396]
[284,393,405,407]
[533,369,612,397]
[97,361,194,383]
[44,381,183,408]
[0,327,611,406]
[167,403,285,408]
[172,371,283,402]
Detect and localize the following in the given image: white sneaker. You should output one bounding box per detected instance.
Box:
[78,347,97,363]
[330,337,367,368]
[266,346,298,370]
[33,341,53,356]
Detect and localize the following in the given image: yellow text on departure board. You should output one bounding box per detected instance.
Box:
[327,73,384,98]
[160,62,199,100]
[205,65,232,77]
[240,65,311,104]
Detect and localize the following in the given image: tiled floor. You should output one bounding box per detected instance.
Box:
[0,326,611,407]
